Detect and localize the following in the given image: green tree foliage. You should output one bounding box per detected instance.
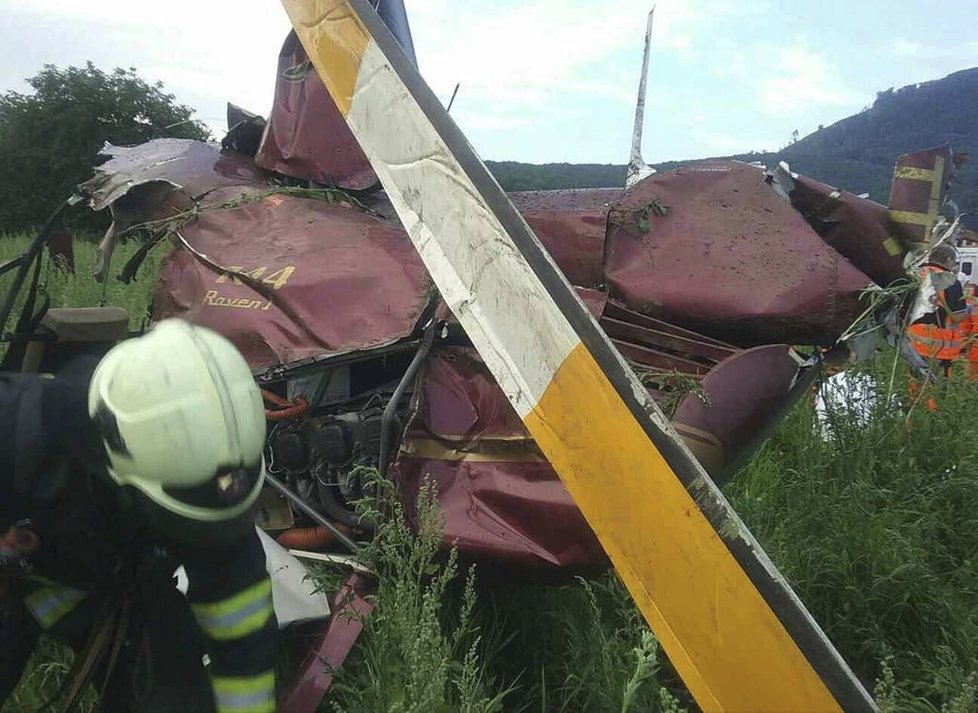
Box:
[0,62,210,231]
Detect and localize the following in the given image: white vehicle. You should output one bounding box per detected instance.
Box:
[958,245,978,286]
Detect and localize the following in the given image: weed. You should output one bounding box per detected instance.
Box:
[325,471,506,712]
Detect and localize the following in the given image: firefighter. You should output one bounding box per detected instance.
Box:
[0,319,276,712]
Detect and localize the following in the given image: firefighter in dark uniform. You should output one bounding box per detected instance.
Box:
[0,319,277,712]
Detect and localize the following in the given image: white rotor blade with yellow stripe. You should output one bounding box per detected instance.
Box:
[279,2,877,710]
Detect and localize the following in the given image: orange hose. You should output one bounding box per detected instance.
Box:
[261,389,309,421]
[276,525,349,550]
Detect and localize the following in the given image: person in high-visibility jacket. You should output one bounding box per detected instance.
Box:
[906,243,968,376]
[0,320,276,712]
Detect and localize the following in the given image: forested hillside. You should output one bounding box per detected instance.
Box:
[487,67,978,224]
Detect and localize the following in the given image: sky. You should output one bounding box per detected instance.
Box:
[1,0,974,165]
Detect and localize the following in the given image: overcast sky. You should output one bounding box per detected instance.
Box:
[1,0,974,164]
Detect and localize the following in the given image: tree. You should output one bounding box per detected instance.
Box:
[0,62,210,232]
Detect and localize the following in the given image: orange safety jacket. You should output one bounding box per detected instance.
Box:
[907,264,968,362]
[964,282,978,370]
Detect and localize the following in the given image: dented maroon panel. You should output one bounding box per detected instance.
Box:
[392,338,803,571]
[673,345,801,480]
[394,347,607,572]
[605,162,872,346]
[254,32,378,191]
[508,189,620,286]
[888,145,954,248]
[411,345,527,439]
[152,187,432,371]
[787,174,908,286]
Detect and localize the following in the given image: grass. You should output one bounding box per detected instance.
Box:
[727,356,978,711]
[3,228,978,712]
[0,231,165,337]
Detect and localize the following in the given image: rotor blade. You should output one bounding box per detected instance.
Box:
[279,2,877,711]
[626,6,656,187]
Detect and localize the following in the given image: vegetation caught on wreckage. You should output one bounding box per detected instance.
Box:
[1,233,977,711]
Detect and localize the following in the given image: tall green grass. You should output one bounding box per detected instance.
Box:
[728,356,978,711]
[3,227,978,712]
[0,231,165,334]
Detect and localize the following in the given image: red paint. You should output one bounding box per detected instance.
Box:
[279,573,375,712]
[255,32,378,191]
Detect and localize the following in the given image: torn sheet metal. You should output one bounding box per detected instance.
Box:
[254,31,378,191]
[784,171,910,286]
[223,103,267,158]
[152,186,433,371]
[80,139,265,211]
[279,573,375,713]
[605,161,873,346]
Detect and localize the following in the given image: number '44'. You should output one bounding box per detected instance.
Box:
[216,265,295,290]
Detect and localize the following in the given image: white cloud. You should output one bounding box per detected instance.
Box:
[407,0,716,123]
[1,0,291,134]
[696,131,775,155]
[891,39,978,60]
[757,46,861,117]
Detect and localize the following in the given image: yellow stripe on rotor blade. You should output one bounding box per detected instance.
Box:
[284,0,369,116]
[280,1,877,710]
[526,344,834,709]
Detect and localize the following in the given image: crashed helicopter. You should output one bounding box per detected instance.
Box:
[0,1,962,709]
[58,34,957,574]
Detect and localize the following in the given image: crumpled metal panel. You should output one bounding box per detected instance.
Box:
[254,32,378,191]
[785,173,909,286]
[393,346,608,572]
[80,139,265,211]
[673,345,802,480]
[605,161,873,346]
[393,328,804,571]
[152,186,432,371]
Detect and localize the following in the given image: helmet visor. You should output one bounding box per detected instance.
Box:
[161,461,264,514]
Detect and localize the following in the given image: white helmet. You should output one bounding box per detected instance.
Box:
[87,319,266,523]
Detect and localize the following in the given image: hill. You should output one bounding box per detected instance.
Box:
[487,67,978,226]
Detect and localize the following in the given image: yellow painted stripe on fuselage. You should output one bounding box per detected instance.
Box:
[893,166,936,181]
[524,343,840,712]
[882,236,903,256]
[284,0,369,117]
[889,210,932,227]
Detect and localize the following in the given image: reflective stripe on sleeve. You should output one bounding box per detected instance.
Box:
[211,671,275,713]
[191,579,273,641]
[24,584,87,630]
